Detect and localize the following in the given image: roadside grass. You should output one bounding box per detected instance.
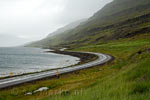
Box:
[40,34,150,100]
[0,34,150,100]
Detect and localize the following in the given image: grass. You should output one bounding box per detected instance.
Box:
[40,33,150,100]
[0,34,150,100]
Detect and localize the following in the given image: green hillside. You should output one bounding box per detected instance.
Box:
[27,0,150,48]
[1,0,150,100]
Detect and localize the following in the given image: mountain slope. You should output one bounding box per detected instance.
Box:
[47,19,87,37]
[27,19,86,48]
[28,0,150,48]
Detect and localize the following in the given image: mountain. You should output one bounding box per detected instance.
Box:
[0,34,30,47]
[48,19,87,37]
[27,0,150,48]
[27,19,87,48]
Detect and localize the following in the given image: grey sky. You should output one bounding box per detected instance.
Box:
[0,0,112,46]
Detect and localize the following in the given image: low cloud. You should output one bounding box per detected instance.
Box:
[0,0,112,46]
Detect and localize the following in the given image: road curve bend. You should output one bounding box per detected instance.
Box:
[0,52,112,89]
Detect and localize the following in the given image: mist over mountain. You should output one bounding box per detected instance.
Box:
[0,0,112,45]
[27,0,150,48]
[47,19,87,37]
[27,19,87,47]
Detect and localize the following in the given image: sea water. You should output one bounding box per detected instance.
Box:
[0,47,80,77]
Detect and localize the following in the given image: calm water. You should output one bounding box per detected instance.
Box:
[0,47,80,77]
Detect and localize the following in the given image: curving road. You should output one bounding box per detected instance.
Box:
[0,52,112,89]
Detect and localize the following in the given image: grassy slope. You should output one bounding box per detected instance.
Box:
[62,14,150,48]
[63,0,150,45]
[0,33,149,100]
[40,34,150,100]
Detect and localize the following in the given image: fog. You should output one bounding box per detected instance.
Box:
[0,0,112,47]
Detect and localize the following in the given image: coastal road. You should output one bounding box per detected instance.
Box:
[0,52,112,89]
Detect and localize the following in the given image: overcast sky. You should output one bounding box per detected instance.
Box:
[0,0,112,47]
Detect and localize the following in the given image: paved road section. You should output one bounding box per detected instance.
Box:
[0,52,112,89]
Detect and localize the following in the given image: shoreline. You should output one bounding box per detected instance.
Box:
[0,50,112,89]
[49,50,98,64]
[0,50,98,80]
